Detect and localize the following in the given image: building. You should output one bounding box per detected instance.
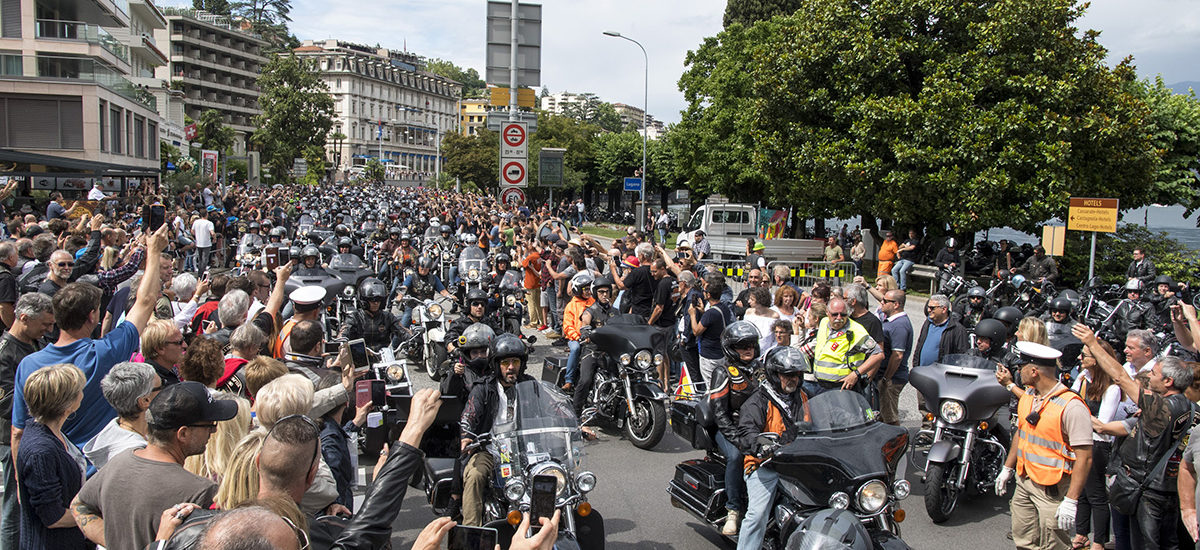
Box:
[638,119,666,140]
[154,7,267,154]
[294,39,461,184]
[612,102,644,129]
[0,0,164,194]
[460,98,487,136]
[540,91,590,116]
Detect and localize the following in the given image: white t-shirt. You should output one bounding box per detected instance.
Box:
[192,218,215,248]
[202,187,214,207]
[87,186,106,201]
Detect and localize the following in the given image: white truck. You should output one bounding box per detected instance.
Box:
[675,202,825,262]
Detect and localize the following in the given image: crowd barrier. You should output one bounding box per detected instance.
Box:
[694,259,856,290]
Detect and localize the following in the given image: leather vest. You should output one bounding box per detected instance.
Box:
[1115,392,1197,492]
[410,274,436,300]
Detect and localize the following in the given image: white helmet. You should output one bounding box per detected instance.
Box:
[568,271,595,298]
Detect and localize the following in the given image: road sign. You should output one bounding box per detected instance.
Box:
[1067,197,1119,233]
[501,186,526,206]
[502,159,527,187]
[539,148,565,188]
[485,1,542,87]
[489,87,537,109]
[486,110,538,132]
[623,177,642,192]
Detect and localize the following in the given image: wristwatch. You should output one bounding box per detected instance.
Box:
[1006,382,1016,392]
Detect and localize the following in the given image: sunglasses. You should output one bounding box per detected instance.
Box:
[828,312,847,318]
[56,261,74,267]
[281,516,312,550]
[188,423,217,430]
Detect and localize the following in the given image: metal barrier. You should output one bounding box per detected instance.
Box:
[767,260,856,288]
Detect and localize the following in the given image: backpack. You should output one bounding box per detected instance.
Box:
[17,263,47,295]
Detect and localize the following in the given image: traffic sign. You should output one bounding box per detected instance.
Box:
[538,148,564,188]
[503,122,527,148]
[1067,197,1119,233]
[502,159,527,187]
[501,187,526,206]
[501,121,528,159]
[623,177,642,192]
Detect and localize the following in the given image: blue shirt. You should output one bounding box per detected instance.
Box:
[12,321,139,447]
[918,319,947,368]
[882,312,915,382]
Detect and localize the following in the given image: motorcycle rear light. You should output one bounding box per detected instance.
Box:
[577,502,592,517]
[506,510,522,526]
[893,508,906,523]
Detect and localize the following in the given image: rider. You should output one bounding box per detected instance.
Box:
[267,226,287,246]
[933,238,961,288]
[1041,297,1075,337]
[707,321,763,537]
[1109,279,1155,345]
[459,333,535,526]
[294,245,325,276]
[1148,274,1179,333]
[393,231,419,268]
[574,276,617,416]
[336,236,360,260]
[238,222,264,256]
[337,277,407,350]
[398,255,454,328]
[562,271,596,392]
[446,288,501,358]
[952,286,993,330]
[736,346,812,550]
[970,318,1023,428]
[378,226,402,257]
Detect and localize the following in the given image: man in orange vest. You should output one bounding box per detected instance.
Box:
[273,285,325,358]
[995,341,1093,550]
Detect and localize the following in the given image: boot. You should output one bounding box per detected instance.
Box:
[721,510,740,536]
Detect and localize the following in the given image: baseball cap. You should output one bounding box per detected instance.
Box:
[147,381,238,431]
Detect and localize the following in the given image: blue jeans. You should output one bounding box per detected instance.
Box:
[1112,507,1133,550]
[892,259,914,290]
[0,444,17,550]
[565,339,581,385]
[737,467,779,550]
[716,432,746,513]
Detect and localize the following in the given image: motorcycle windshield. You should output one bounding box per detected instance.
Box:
[458,247,487,275]
[328,253,366,270]
[936,354,999,371]
[492,380,585,475]
[499,270,522,291]
[795,390,876,434]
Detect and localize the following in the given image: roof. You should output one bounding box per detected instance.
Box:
[0,148,160,177]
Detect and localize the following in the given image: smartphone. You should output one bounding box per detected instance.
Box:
[355,379,384,408]
[447,525,497,550]
[142,203,165,231]
[348,338,369,368]
[530,474,557,531]
[277,246,291,266]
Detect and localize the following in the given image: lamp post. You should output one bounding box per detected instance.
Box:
[603,30,648,230]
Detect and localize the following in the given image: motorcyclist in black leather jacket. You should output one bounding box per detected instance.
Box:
[398,255,453,328]
[953,285,993,331]
[337,278,407,350]
[707,321,762,536]
[1148,275,1180,333]
[295,244,326,276]
[574,276,617,416]
[1109,279,1156,345]
[446,289,502,358]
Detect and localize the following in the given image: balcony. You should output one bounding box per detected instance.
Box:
[26,55,156,109]
[35,19,130,65]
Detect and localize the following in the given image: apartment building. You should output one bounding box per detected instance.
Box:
[294,39,461,184]
[154,7,266,154]
[0,0,163,192]
[460,98,487,136]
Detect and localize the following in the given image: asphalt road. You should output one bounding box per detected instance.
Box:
[376,293,1016,550]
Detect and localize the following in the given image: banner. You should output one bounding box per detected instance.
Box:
[758,208,788,240]
[201,150,219,183]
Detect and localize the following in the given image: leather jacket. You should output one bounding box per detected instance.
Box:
[707,360,760,443]
[338,309,405,350]
[579,301,616,349]
[1113,392,1197,493]
[460,374,535,443]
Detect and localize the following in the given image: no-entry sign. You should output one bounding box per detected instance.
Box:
[503,122,526,147]
[501,159,527,187]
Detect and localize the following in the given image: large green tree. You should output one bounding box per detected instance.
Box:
[253,54,334,182]
[680,0,1160,233]
[1136,76,1200,216]
[192,0,231,16]
[528,112,601,191]
[192,109,236,154]
[425,59,486,99]
[723,0,801,27]
[442,129,499,191]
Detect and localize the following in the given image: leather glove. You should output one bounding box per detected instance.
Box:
[994,466,1014,496]
[1056,497,1077,531]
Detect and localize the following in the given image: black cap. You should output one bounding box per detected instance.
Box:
[147,381,238,430]
[694,230,705,237]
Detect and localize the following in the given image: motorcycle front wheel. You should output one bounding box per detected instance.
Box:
[924,462,959,523]
[624,396,666,450]
[426,343,447,381]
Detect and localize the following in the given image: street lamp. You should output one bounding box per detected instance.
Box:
[603,30,648,230]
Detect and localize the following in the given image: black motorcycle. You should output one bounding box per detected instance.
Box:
[562,314,669,450]
[668,390,912,548]
[907,354,1010,523]
[491,270,527,337]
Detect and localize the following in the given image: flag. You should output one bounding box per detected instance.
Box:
[675,366,696,398]
[758,209,787,240]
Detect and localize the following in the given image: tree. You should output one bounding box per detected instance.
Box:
[192,0,232,16]
[361,158,385,184]
[230,0,290,26]
[527,112,601,191]
[1136,76,1200,218]
[194,109,236,154]
[253,54,334,182]
[723,0,801,27]
[442,129,499,191]
[681,0,1160,233]
[425,59,487,99]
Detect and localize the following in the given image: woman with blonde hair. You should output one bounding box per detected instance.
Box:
[1016,317,1049,346]
[185,392,252,482]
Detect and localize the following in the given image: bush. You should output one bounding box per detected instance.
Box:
[1058,224,1200,287]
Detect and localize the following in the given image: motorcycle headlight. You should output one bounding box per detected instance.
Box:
[635,350,652,370]
[343,287,354,297]
[619,353,632,366]
[856,480,888,513]
[939,400,966,424]
[575,471,597,493]
[428,304,443,318]
[829,492,850,510]
[385,364,405,383]
[504,479,525,502]
[505,295,516,306]
[893,479,911,501]
[654,353,665,367]
[530,463,568,497]
[468,268,479,281]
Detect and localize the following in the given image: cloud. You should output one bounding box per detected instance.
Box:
[1077,1,1200,82]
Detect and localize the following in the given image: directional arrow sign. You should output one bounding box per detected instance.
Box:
[501,159,527,187]
[1067,197,1118,233]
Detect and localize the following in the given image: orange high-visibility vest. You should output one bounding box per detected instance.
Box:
[273,318,299,359]
[1015,385,1085,485]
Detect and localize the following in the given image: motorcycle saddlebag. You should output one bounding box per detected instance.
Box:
[667,458,727,523]
[542,356,567,386]
[670,398,716,451]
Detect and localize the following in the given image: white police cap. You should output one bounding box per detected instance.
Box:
[289,285,326,306]
[1015,341,1060,368]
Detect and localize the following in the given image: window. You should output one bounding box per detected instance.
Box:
[0,96,82,149]
[148,122,157,159]
[0,53,19,76]
[125,111,131,155]
[134,115,145,157]
[98,100,107,151]
[110,106,122,153]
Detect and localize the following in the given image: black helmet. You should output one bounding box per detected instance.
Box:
[440,224,452,235]
[721,321,761,367]
[418,255,435,271]
[1154,274,1175,287]
[993,306,1022,336]
[335,224,349,237]
[465,288,488,307]
[338,236,353,248]
[568,271,594,298]
[763,346,812,390]
[1049,297,1073,314]
[269,226,286,238]
[459,323,495,373]
[302,244,320,260]
[495,252,511,266]
[248,222,260,231]
[786,509,872,550]
[288,245,302,259]
[489,333,528,378]
[967,286,986,299]
[996,269,1010,280]
[592,275,613,293]
[974,319,1009,347]
[1056,289,1081,308]
[388,226,401,237]
[358,277,387,307]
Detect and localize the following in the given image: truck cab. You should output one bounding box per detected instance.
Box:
[676,202,824,262]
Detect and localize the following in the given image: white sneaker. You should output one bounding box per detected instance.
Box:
[721,510,740,536]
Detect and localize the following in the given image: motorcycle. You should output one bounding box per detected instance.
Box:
[492,270,528,337]
[354,338,424,455]
[423,380,605,550]
[569,314,669,450]
[668,390,912,549]
[1010,276,1053,318]
[401,294,452,380]
[939,269,977,305]
[907,354,1010,523]
[457,245,488,300]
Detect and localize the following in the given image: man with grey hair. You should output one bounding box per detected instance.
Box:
[198,506,300,550]
[1077,324,1196,549]
[0,292,53,549]
[1123,328,1159,377]
[211,289,251,345]
[913,294,969,372]
[610,242,658,317]
[85,362,159,469]
[0,241,17,329]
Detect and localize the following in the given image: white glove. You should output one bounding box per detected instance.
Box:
[1056,497,1077,531]
[994,466,1014,496]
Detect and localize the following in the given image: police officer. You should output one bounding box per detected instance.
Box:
[953,286,993,330]
[995,341,1092,550]
[809,298,884,396]
[274,285,326,358]
[708,321,762,536]
[446,289,501,357]
[574,276,617,417]
[337,277,406,350]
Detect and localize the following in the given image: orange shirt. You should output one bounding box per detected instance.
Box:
[520,251,542,290]
[878,239,899,262]
[563,296,595,341]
